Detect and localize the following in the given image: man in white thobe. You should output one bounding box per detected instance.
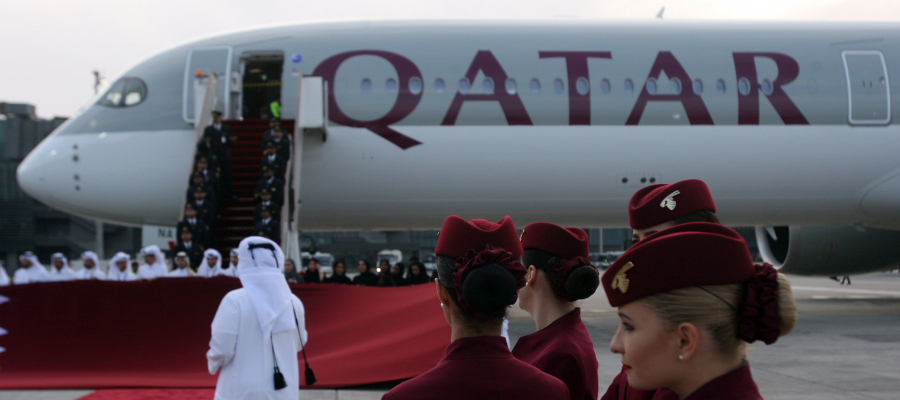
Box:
[207,236,308,400]
[78,251,107,280]
[198,249,222,278]
[48,253,76,282]
[13,252,49,284]
[108,252,138,281]
[0,262,10,286]
[137,245,169,279]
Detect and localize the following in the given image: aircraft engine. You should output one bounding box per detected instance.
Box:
[755,226,900,276]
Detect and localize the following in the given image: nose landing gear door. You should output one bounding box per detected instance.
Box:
[183,46,232,124]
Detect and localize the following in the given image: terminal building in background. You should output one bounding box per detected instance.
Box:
[0,102,141,273]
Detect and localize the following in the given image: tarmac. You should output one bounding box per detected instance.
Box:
[3,271,899,400]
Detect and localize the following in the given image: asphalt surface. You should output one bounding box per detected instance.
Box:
[4,272,899,400]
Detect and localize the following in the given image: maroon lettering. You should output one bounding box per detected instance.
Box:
[441,51,533,126]
[626,52,713,125]
[733,53,809,125]
[313,51,423,150]
[539,51,612,125]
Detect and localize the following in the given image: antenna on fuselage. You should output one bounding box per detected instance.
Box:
[656,6,665,19]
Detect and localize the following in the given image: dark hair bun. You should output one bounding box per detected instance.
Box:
[565,266,600,300]
[461,264,517,316]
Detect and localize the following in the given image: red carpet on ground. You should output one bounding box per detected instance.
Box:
[0,279,449,389]
[78,389,215,400]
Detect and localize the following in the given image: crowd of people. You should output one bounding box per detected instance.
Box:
[281,258,434,286]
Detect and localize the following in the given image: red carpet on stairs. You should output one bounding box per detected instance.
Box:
[215,119,294,251]
[0,279,448,390]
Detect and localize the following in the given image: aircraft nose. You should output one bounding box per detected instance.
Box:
[16,137,76,209]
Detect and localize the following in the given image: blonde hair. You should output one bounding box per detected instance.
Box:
[642,273,797,359]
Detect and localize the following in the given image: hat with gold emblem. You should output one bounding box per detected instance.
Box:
[602,222,754,307]
[628,179,716,229]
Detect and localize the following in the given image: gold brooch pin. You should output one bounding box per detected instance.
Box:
[611,262,635,294]
[660,190,681,210]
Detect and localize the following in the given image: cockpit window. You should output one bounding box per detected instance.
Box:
[98,77,147,107]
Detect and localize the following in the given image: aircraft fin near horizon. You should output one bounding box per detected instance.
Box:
[657,6,665,19]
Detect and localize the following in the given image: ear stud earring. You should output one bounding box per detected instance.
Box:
[678,355,684,360]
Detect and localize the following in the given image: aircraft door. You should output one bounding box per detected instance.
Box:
[183,47,232,123]
[842,50,891,125]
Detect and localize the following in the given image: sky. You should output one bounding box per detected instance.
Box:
[1,0,898,119]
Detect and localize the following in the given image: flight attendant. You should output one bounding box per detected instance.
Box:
[628,179,719,244]
[602,223,797,400]
[382,216,569,400]
[514,223,600,400]
[604,179,721,400]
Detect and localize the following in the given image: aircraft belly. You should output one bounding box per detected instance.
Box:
[297,125,900,230]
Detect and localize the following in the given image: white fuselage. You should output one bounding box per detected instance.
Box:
[16,20,900,230]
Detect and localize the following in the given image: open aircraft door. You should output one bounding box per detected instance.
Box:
[183,46,232,124]
[843,50,891,125]
[282,75,327,262]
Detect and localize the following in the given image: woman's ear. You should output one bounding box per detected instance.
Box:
[526,265,538,286]
[675,322,701,361]
[435,279,450,305]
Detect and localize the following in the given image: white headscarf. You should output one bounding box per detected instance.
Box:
[108,252,136,281]
[49,253,76,281]
[139,245,169,278]
[237,236,294,338]
[199,248,222,278]
[79,251,106,280]
[14,252,48,284]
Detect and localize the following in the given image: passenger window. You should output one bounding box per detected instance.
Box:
[99,77,148,108]
[530,79,541,94]
[693,79,703,94]
[435,78,445,94]
[505,78,517,95]
[600,79,611,94]
[624,79,634,94]
[409,77,423,95]
[553,79,565,94]
[716,79,727,94]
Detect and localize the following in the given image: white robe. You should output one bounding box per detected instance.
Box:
[138,264,168,279]
[78,267,107,280]
[0,267,9,286]
[207,289,307,400]
[14,265,49,284]
[109,268,138,281]
[216,265,239,277]
[49,267,77,282]
[166,267,193,277]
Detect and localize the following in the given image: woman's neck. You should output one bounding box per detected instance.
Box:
[530,294,576,331]
[451,321,501,342]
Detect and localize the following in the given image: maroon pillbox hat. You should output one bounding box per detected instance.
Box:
[436,215,523,259]
[602,222,755,307]
[628,179,716,229]
[520,223,589,260]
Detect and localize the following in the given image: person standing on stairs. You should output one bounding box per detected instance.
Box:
[260,141,287,181]
[254,188,280,222]
[262,125,291,161]
[203,110,236,199]
[255,167,284,206]
[261,117,281,145]
[253,206,281,244]
[178,203,211,248]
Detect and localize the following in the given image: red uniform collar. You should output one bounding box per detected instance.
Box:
[685,362,760,400]
[442,336,512,360]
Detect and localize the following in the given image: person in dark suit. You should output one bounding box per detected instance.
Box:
[260,142,287,181]
[253,206,280,243]
[203,110,235,198]
[178,203,211,247]
[262,125,291,161]
[173,227,205,271]
[255,167,284,205]
[191,185,218,229]
[194,157,219,189]
[253,188,280,222]
[261,117,281,146]
[187,171,217,206]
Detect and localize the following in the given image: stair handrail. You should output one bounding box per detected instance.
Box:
[281,72,303,263]
[178,73,218,222]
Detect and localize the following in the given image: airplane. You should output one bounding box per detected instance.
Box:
[16,19,900,276]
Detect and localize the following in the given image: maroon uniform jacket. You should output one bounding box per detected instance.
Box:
[601,363,761,400]
[512,308,599,400]
[383,336,570,400]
